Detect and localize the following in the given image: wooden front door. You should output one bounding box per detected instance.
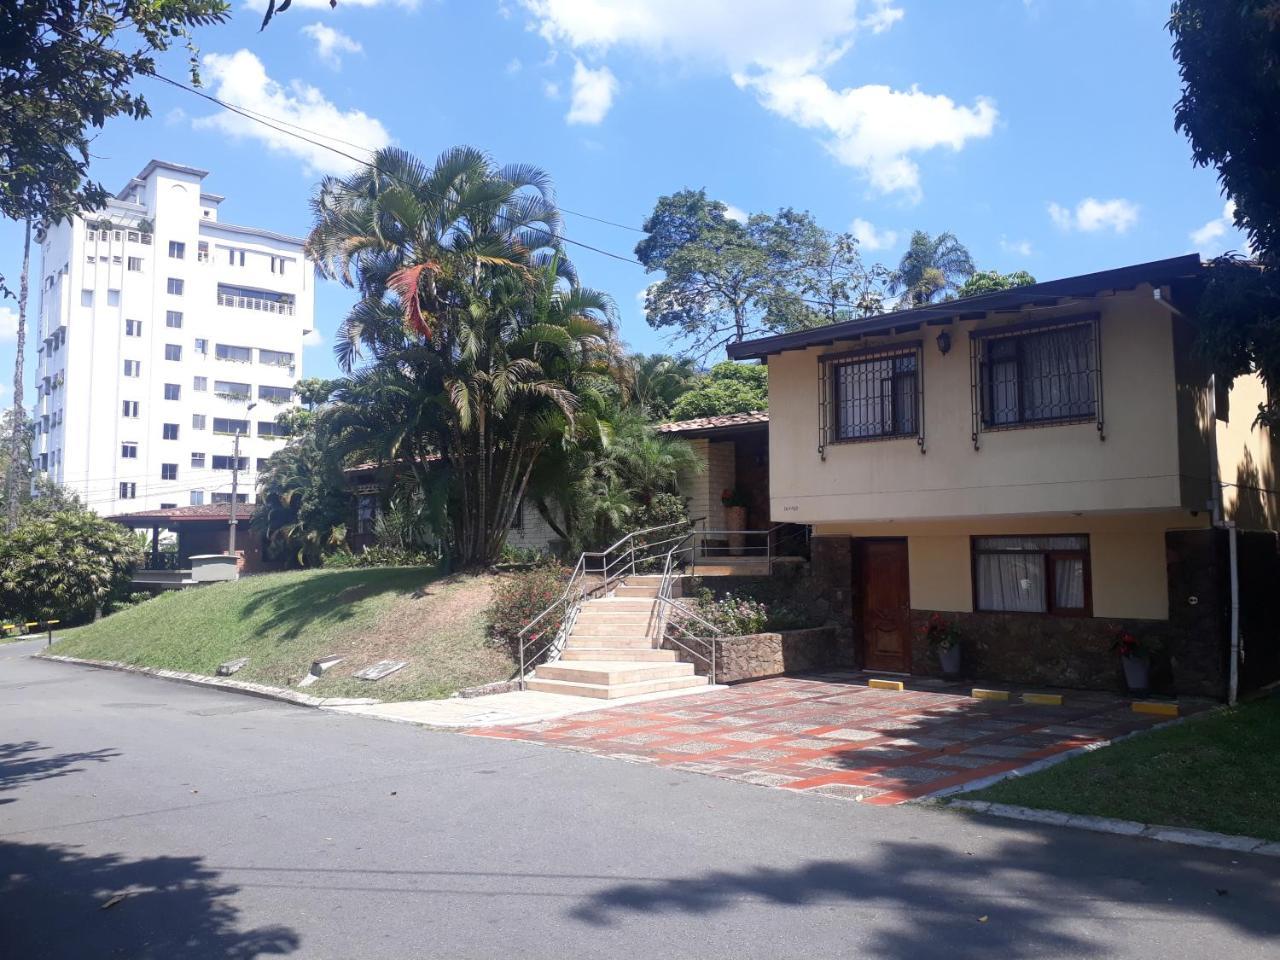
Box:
[859,539,912,673]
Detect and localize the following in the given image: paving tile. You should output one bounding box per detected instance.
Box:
[735,771,804,787]
[965,744,1037,759]
[929,753,1010,770]
[609,732,669,745]
[817,728,881,742]
[662,740,726,755]
[875,765,955,785]
[801,783,888,802]
[719,730,778,743]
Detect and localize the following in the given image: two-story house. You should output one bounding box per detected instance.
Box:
[728,254,1280,698]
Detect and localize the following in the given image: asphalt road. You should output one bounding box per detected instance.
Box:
[2,638,1277,960]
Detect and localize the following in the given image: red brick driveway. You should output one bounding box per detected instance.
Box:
[468,672,1202,805]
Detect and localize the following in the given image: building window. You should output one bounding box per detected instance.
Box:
[213,418,249,436]
[81,289,93,307]
[128,231,139,243]
[127,256,142,272]
[197,242,209,263]
[119,482,137,499]
[257,385,293,405]
[161,463,178,481]
[168,240,185,260]
[123,359,141,377]
[213,381,251,400]
[215,343,253,363]
[194,338,208,355]
[121,442,138,459]
[212,492,249,505]
[123,400,140,418]
[163,383,181,401]
[227,248,245,267]
[978,321,1097,429]
[256,457,270,472]
[829,347,920,442]
[166,277,184,296]
[159,503,177,510]
[192,414,207,430]
[258,349,294,368]
[166,310,183,328]
[270,256,287,275]
[164,344,182,362]
[972,535,1091,615]
[107,289,121,307]
[191,452,206,468]
[257,420,291,438]
[125,319,142,337]
[356,494,377,534]
[190,490,205,506]
[162,423,179,440]
[212,455,249,471]
[193,376,207,392]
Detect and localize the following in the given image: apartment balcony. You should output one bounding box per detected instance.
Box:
[215,291,296,316]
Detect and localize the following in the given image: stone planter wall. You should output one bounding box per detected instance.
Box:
[666,627,838,683]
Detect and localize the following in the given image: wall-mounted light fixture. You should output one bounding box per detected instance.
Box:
[936,330,952,355]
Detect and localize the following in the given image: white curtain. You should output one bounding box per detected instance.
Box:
[975,553,1045,612]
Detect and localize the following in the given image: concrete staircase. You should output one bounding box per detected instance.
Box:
[524,576,709,699]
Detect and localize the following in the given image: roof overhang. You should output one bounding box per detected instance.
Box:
[726,254,1207,361]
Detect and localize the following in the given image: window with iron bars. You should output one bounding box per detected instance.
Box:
[976,320,1098,429]
[827,346,920,443]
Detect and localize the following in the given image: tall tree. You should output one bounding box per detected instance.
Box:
[889,231,976,307]
[1170,0,1280,260]
[308,147,620,567]
[635,191,887,358]
[5,223,30,530]
[957,270,1037,299]
[669,362,769,420]
[627,354,699,421]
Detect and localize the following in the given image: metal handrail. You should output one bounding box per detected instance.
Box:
[648,529,725,684]
[516,518,700,686]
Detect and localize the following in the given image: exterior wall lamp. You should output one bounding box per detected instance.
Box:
[936,330,952,355]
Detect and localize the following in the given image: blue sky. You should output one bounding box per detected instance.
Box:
[0,0,1250,397]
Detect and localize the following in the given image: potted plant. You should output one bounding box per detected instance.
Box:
[721,488,749,555]
[922,613,963,677]
[1110,625,1159,695]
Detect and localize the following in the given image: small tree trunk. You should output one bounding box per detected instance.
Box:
[6,220,31,531]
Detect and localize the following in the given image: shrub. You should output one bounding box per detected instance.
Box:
[0,508,143,624]
[689,588,768,635]
[486,562,570,663]
[322,545,438,569]
[686,580,820,634]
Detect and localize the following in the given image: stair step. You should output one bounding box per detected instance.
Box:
[525,673,709,700]
[569,621,653,637]
[611,586,660,598]
[566,635,654,648]
[584,598,656,610]
[560,647,678,662]
[536,660,695,685]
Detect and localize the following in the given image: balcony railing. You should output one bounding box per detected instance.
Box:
[216,292,295,316]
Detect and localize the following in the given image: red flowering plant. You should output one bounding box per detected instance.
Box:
[920,612,961,652]
[1108,625,1159,659]
[721,488,750,508]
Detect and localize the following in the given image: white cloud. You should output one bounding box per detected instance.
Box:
[505,57,524,74]
[566,60,618,124]
[724,204,749,224]
[850,217,898,251]
[999,235,1033,257]
[542,79,561,99]
[1047,197,1139,234]
[1190,200,1245,253]
[519,2,993,197]
[0,306,18,343]
[250,0,420,9]
[164,107,188,126]
[738,74,997,198]
[301,23,363,69]
[194,50,391,176]
[302,328,325,347]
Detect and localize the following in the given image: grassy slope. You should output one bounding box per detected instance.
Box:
[51,567,514,702]
[962,697,1280,841]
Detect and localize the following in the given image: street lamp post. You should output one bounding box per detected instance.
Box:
[228,401,257,558]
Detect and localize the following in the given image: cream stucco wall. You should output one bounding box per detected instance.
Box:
[1215,372,1280,531]
[767,290,1184,524]
[677,438,736,529]
[815,509,1200,620]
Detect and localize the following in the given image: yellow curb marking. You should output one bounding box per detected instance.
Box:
[868,678,905,691]
[972,688,1010,701]
[1022,693,1064,706]
[1132,701,1178,717]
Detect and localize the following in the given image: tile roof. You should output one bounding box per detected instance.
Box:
[656,411,770,434]
[109,504,237,523]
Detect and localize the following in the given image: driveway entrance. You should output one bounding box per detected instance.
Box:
[470,673,1205,804]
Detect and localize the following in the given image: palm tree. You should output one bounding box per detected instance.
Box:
[308,148,618,567]
[628,353,698,421]
[889,230,976,307]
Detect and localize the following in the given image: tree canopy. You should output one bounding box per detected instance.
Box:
[669,362,768,420]
[635,190,887,358]
[957,270,1037,299]
[889,231,976,306]
[1170,1,1280,259]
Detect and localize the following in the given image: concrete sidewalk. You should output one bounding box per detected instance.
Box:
[326,682,726,727]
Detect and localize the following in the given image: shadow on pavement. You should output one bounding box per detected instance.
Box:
[0,840,300,959]
[0,740,120,801]
[566,830,1280,958]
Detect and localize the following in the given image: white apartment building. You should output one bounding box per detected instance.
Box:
[33,159,315,515]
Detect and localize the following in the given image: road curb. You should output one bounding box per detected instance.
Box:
[947,799,1280,857]
[36,653,379,709]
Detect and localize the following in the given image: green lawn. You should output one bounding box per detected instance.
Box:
[960,697,1280,841]
[50,567,515,702]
